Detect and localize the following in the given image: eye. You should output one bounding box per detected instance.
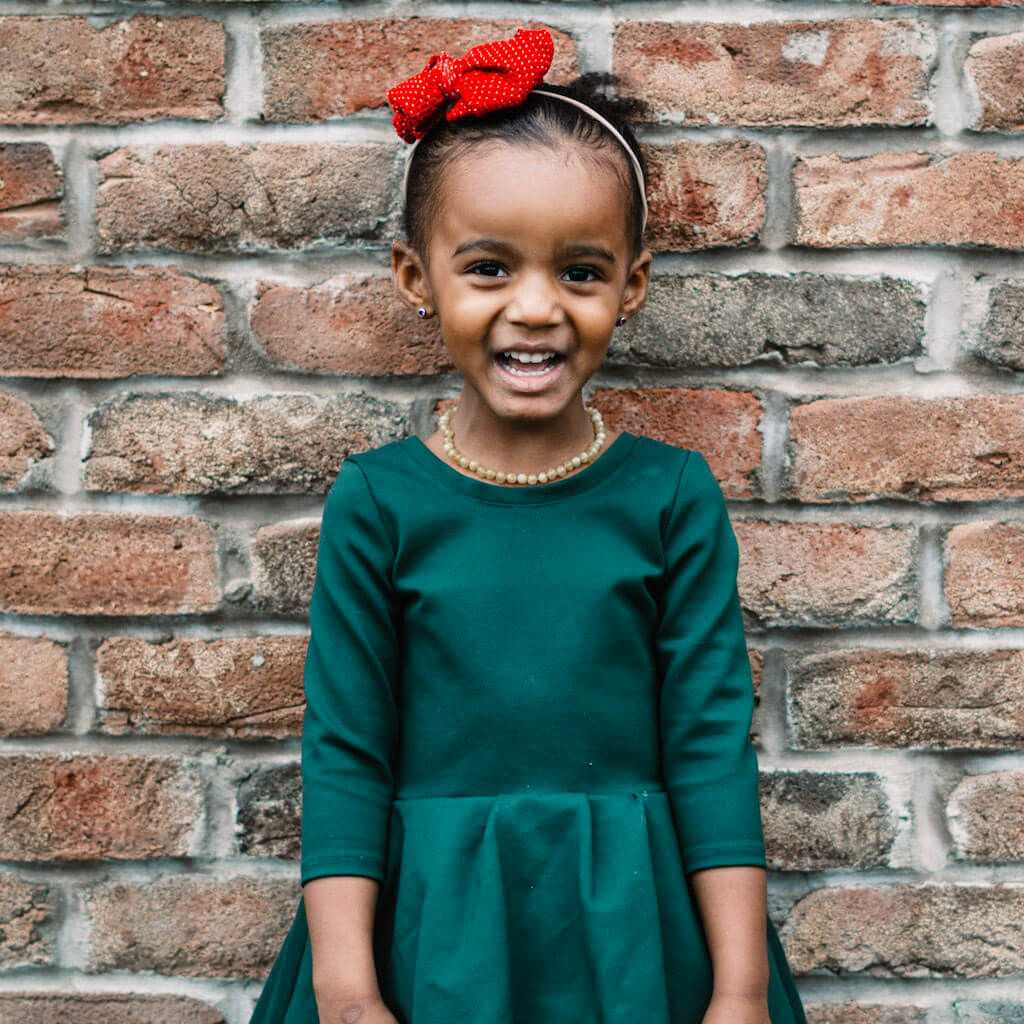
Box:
[562,266,602,284]
[467,261,508,278]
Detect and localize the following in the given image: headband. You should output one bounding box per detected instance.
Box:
[387,29,648,235]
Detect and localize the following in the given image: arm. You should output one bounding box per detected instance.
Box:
[300,459,402,1008]
[654,450,769,999]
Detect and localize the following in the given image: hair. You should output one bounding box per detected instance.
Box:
[402,73,649,260]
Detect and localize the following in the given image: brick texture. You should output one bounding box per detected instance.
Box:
[3,2,1024,1015]
[614,20,933,127]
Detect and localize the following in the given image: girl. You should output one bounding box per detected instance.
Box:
[250,28,808,1024]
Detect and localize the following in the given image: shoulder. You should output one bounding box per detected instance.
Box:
[624,433,715,495]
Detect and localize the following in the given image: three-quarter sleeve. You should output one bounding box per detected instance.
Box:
[655,449,766,876]
[300,458,401,886]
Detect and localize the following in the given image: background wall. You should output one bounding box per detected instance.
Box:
[1,1,1024,1022]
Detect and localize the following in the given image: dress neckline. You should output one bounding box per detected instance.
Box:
[400,430,637,504]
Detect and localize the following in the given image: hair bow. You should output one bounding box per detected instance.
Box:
[387,28,555,143]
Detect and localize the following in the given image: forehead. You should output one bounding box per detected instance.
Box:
[430,141,632,252]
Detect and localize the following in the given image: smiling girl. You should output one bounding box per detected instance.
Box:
[249,28,808,1024]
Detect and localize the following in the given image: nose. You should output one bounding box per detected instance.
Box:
[505,269,564,328]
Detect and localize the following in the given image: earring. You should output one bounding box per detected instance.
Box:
[417,307,429,318]
[616,316,627,327]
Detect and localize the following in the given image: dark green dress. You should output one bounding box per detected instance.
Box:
[249,431,807,1024]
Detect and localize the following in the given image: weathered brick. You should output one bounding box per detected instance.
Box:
[237,762,301,858]
[609,273,924,369]
[965,33,1024,131]
[96,144,398,254]
[645,141,766,252]
[760,771,897,870]
[794,152,1024,249]
[0,264,225,378]
[0,755,203,861]
[750,649,765,746]
[0,15,224,125]
[948,772,1024,861]
[0,393,52,491]
[614,20,932,127]
[784,884,1024,977]
[96,636,306,738]
[788,396,1024,502]
[0,873,54,968]
[253,275,451,376]
[0,143,62,240]
[251,518,319,615]
[806,1009,926,1024]
[954,1004,1024,1023]
[788,648,1024,749]
[945,521,1024,628]
[591,386,763,498]
[735,523,917,628]
[86,875,298,979]
[263,19,577,120]
[0,632,67,737]
[0,994,225,1024]
[86,392,409,495]
[0,512,219,616]
[973,279,1024,372]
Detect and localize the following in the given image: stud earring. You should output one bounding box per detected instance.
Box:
[417,307,429,318]
[616,316,627,327]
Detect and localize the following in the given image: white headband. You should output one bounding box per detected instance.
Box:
[401,87,649,236]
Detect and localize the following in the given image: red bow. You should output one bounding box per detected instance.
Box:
[387,28,555,143]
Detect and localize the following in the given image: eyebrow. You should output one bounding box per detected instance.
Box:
[452,239,618,263]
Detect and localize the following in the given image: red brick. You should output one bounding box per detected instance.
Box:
[945,521,1024,627]
[614,20,932,127]
[0,15,224,125]
[788,648,1024,749]
[0,873,54,968]
[262,19,578,120]
[86,875,298,979]
[0,511,219,616]
[236,762,301,858]
[794,152,1024,249]
[0,393,52,490]
[805,1006,926,1024]
[96,143,397,254]
[0,994,224,1024]
[85,391,410,494]
[0,632,67,736]
[253,275,451,376]
[0,755,203,861]
[735,523,916,627]
[646,141,766,252]
[788,395,1024,502]
[965,33,1024,131]
[96,636,306,738]
[590,386,763,498]
[785,884,1024,977]
[948,772,1024,861]
[0,143,62,240]
[0,265,225,378]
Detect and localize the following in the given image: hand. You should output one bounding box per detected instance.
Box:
[700,991,771,1024]
[315,991,401,1024]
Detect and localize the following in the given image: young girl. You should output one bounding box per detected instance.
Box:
[250,28,808,1024]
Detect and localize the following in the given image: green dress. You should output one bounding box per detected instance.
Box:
[249,431,807,1024]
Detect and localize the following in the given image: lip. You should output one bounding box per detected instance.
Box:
[492,351,566,393]
[493,345,567,356]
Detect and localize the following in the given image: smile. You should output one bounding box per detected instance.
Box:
[495,351,565,375]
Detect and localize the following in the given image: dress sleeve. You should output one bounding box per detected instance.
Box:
[655,449,766,876]
[300,457,401,886]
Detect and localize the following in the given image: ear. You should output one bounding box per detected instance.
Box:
[392,240,434,315]
[619,247,652,319]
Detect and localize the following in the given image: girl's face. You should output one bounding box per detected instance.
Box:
[393,140,651,431]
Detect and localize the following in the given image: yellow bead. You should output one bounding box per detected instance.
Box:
[538,473,548,483]
[496,472,506,483]
[527,474,537,485]
[516,473,527,484]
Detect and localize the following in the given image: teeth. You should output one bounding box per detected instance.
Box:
[505,351,558,363]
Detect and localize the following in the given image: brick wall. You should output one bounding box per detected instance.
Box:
[1,3,1023,1023]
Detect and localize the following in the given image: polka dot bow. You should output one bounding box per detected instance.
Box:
[387,28,555,143]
